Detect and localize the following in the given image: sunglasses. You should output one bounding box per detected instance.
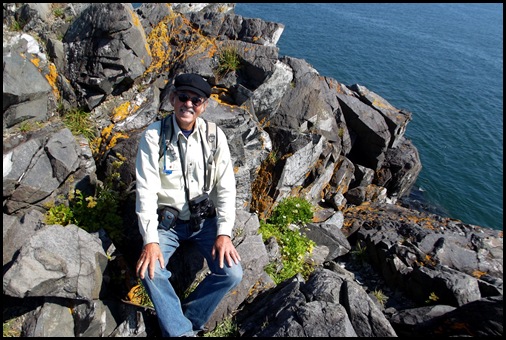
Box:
[177,93,205,107]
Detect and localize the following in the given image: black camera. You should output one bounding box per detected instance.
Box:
[189,193,216,232]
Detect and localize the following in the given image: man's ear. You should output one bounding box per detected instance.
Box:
[169,92,176,106]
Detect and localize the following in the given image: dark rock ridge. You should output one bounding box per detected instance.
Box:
[3,3,502,337]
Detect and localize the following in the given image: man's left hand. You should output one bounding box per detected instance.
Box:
[212,235,241,268]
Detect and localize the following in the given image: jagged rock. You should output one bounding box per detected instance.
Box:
[63,3,152,110]
[3,225,108,300]
[3,210,45,267]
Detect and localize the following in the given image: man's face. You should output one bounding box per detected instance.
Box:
[171,90,208,131]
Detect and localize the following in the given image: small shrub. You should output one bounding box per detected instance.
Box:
[70,186,124,240]
[44,166,125,245]
[268,196,313,227]
[44,202,74,226]
[259,197,316,284]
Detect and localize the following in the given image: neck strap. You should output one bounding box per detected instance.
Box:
[169,118,208,202]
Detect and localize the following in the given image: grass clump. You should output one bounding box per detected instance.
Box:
[259,197,316,284]
[216,44,241,76]
[350,241,368,265]
[61,107,97,141]
[204,317,238,337]
[371,289,388,307]
[425,291,439,304]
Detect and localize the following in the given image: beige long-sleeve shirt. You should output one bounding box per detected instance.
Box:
[135,114,236,245]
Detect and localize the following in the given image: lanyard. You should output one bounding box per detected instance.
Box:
[163,117,208,202]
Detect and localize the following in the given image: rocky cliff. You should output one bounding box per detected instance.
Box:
[3,3,502,337]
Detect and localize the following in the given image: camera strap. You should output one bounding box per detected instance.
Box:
[160,114,217,196]
[176,127,210,203]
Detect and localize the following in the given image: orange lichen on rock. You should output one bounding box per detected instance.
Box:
[144,11,217,76]
[45,63,60,100]
[111,102,131,123]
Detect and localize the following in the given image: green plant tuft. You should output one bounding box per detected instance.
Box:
[44,164,126,245]
[259,197,316,284]
[425,291,439,304]
[371,289,388,307]
[53,8,64,18]
[350,240,368,265]
[204,317,238,337]
[62,107,97,141]
[268,196,313,227]
[216,44,241,76]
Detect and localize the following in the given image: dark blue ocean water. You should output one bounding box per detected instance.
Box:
[234,3,503,230]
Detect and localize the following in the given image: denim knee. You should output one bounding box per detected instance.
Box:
[140,265,172,287]
[226,263,243,288]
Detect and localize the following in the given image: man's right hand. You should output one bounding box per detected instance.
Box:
[136,242,165,280]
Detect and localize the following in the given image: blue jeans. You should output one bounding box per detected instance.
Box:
[140,216,243,337]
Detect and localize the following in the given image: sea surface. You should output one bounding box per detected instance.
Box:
[234,3,503,230]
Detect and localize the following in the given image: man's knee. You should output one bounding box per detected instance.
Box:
[227,263,243,287]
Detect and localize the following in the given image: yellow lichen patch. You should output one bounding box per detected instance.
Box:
[371,98,395,110]
[108,131,129,149]
[101,124,114,141]
[210,93,237,108]
[424,254,437,267]
[129,8,142,30]
[144,11,218,76]
[88,136,102,156]
[144,19,172,74]
[128,8,151,57]
[101,124,129,149]
[472,270,487,279]
[30,57,40,68]
[111,102,131,123]
[45,63,60,100]
[29,56,61,100]
[92,124,129,160]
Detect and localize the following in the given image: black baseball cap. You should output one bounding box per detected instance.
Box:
[174,73,212,98]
